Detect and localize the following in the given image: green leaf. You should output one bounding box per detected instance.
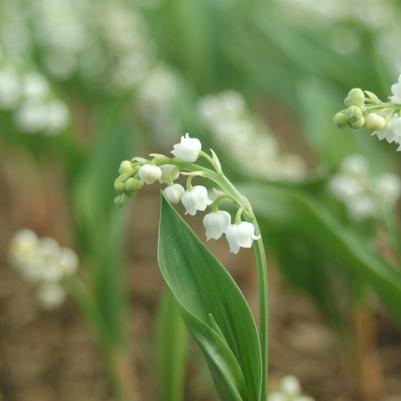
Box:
[158,195,262,401]
[155,289,188,401]
[242,184,401,324]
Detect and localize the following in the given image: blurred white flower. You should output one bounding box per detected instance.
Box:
[225,222,260,254]
[163,183,185,204]
[391,74,401,104]
[181,186,212,216]
[172,134,202,162]
[203,211,231,240]
[0,65,21,109]
[22,73,49,101]
[14,101,49,133]
[198,91,306,180]
[329,154,401,221]
[138,164,162,184]
[137,66,181,142]
[269,375,314,401]
[37,282,66,310]
[9,229,78,309]
[280,375,301,396]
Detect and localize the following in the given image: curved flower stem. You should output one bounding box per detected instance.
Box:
[251,218,269,400]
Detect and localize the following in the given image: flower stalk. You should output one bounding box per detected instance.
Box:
[114,133,270,398]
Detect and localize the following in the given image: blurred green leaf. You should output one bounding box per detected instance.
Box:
[158,195,262,401]
[242,184,401,324]
[155,289,188,401]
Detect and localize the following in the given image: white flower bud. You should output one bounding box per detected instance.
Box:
[181,185,212,216]
[159,164,179,184]
[163,184,185,204]
[171,133,202,162]
[202,211,231,240]
[365,113,386,131]
[37,282,66,310]
[225,222,260,254]
[138,164,162,184]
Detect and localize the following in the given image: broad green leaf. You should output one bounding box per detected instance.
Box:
[158,195,262,401]
[155,289,188,401]
[242,184,401,324]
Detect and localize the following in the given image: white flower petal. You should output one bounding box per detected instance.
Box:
[171,133,202,162]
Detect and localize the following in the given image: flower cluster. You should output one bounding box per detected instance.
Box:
[26,0,155,92]
[9,229,78,309]
[269,375,314,401]
[114,134,261,254]
[329,154,401,221]
[0,63,69,135]
[333,76,401,150]
[198,90,306,180]
[136,65,182,144]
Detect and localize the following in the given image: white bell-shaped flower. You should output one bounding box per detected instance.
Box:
[225,222,260,254]
[163,183,185,204]
[171,133,202,162]
[391,74,401,104]
[202,211,231,240]
[181,185,212,216]
[138,164,162,184]
[159,164,179,184]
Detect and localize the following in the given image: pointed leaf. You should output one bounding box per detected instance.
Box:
[158,195,262,401]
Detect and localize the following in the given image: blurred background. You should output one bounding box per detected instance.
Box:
[1,0,401,400]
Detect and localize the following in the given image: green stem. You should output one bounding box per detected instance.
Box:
[251,218,269,400]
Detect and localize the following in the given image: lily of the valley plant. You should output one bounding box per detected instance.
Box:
[114,133,269,400]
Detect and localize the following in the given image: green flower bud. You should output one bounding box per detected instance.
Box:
[346,105,363,123]
[119,160,133,175]
[114,194,128,207]
[350,117,365,129]
[114,180,125,193]
[344,88,365,107]
[365,113,386,131]
[124,177,142,192]
[333,111,348,128]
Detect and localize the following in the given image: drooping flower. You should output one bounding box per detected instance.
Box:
[163,183,185,204]
[391,74,401,104]
[171,133,202,162]
[181,185,212,216]
[138,164,162,184]
[225,222,260,254]
[159,164,179,184]
[202,211,231,240]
